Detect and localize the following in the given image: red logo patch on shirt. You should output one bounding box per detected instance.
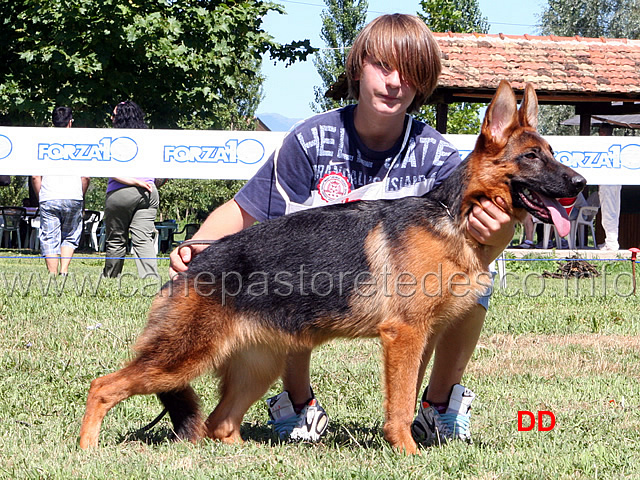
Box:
[317,172,352,202]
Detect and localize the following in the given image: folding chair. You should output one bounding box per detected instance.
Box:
[0,206,26,249]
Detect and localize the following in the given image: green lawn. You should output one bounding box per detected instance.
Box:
[1,253,638,479]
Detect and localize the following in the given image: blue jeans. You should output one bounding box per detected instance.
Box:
[39,199,83,256]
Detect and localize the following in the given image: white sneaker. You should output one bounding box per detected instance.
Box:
[267,391,329,442]
[411,384,475,446]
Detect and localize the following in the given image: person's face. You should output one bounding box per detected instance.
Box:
[356,56,416,117]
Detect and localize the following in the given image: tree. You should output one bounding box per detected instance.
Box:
[417,0,489,134]
[0,0,316,221]
[0,0,315,129]
[419,0,489,33]
[311,0,368,113]
[539,0,640,38]
[0,177,28,207]
[155,179,245,222]
[538,0,640,134]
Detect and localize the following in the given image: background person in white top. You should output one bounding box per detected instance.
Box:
[32,106,90,275]
[597,123,621,251]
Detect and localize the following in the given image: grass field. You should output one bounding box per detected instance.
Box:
[1,252,639,479]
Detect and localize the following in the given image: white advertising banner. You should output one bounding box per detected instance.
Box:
[444,134,640,186]
[0,126,638,185]
[0,126,287,180]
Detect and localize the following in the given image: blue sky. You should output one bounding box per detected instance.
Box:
[257,0,546,120]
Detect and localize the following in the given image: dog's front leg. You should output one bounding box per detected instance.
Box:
[379,321,426,454]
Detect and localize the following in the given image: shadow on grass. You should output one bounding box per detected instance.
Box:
[0,248,42,257]
[120,426,176,446]
[117,418,387,450]
[117,412,473,452]
[243,420,385,450]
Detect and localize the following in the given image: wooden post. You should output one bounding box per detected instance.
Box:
[579,114,591,136]
[436,103,448,134]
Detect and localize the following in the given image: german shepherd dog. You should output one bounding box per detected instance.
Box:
[80,81,585,454]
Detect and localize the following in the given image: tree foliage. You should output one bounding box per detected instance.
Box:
[0,178,28,207]
[0,0,315,222]
[311,0,368,113]
[0,0,315,129]
[536,105,580,136]
[155,179,245,222]
[417,0,489,134]
[419,0,489,33]
[538,0,640,134]
[540,0,640,38]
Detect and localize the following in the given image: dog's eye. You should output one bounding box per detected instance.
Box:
[524,152,537,160]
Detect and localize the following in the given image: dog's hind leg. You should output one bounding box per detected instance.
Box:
[79,359,206,449]
[157,386,204,443]
[80,364,148,449]
[379,321,426,455]
[205,345,286,444]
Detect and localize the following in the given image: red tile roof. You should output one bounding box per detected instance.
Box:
[433,32,640,104]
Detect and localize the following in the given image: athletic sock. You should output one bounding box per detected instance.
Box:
[428,401,449,414]
[293,400,311,414]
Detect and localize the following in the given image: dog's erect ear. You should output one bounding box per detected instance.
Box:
[482,80,518,147]
[518,83,538,129]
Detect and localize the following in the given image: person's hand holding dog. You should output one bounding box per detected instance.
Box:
[169,242,210,277]
[169,200,257,277]
[468,196,516,265]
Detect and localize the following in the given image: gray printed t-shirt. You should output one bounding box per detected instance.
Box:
[235,105,462,222]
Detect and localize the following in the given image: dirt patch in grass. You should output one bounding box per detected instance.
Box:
[472,333,640,379]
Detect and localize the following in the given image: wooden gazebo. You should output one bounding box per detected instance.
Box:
[430,32,640,248]
[431,32,640,134]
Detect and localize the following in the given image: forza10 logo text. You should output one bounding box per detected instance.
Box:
[164,139,265,165]
[38,137,138,162]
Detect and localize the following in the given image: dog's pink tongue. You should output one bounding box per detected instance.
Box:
[542,195,572,237]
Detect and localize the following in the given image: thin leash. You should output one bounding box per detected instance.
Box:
[177,239,218,252]
[137,408,169,434]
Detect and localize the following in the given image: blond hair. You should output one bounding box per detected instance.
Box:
[346,14,441,113]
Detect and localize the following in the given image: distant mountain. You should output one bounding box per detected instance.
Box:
[257,113,303,132]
